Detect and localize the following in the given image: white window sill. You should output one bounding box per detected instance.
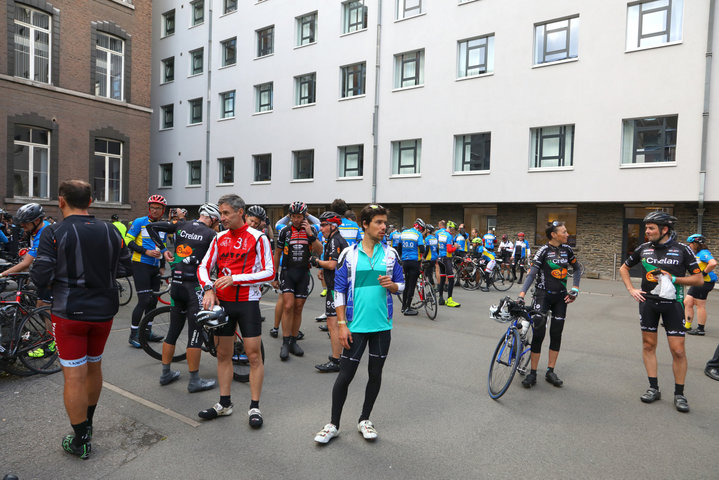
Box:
[337,176,363,181]
[456,72,494,82]
[620,161,677,169]
[392,84,424,93]
[251,181,271,185]
[187,122,203,127]
[110,0,135,10]
[255,53,275,60]
[394,12,427,23]
[160,80,174,86]
[294,42,317,50]
[220,10,238,18]
[292,103,316,109]
[185,184,202,188]
[452,170,490,176]
[159,127,174,131]
[528,166,574,172]
[390,174,421,178]
[458,0,481,5]
[161,33,175,40]
[339,94,366,102]
[216,183,234,187]
[340,28,367,38]
[188,72,203,78]
[253,110,273,116]
[291,179,314,183]
[189,22,204,29]
[218,63,236,70]
[532,57,578,69]
[218,116,235,121]
[625,41,682,54]
[158,186,173,189]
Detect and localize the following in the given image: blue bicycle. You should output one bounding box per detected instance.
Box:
[487,297,535,399]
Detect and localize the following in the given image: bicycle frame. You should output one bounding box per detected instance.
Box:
[0,274,46,359]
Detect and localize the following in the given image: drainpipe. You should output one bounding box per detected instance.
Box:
[204,3,214,203]
[698,0,715,233]
[371,0,382,203]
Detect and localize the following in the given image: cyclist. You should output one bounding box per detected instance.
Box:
[619,212,702,412]
[684,234,717,336]
[125,195,169,348]
[389,225,402,259]
[111,214,127,238]
[246,206,272,325]
[497,234,513,264]
[0,203,49,278]
[312,211,349,373]
[272,201,322,361]
[197,194,273,427]
[511,232,531,282]
[146,203,220,393]
[330,199,362,247]
[436,221,460,308]
[483,229,496,252]
[423,224,438,286]
[400,219,426,316]
[518,221,582,389]
[472,239,497,291]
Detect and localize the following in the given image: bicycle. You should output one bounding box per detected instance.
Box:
[409,263,438,320]
[482,259,514,292]
[487,296,536,399]
[154,272,172,305]
[138,304,265,383]
[116,276,133,306]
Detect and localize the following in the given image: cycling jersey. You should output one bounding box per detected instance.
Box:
[277,225,317,270]
[112,221,127,238]
[528,243,581,293]
[696,249,718,282]
[198,224,274,302]
[436,229,452,257]
[338,218,362,246]
[125,216,167,266]
[323,229,349,290]
[483,233,496,250]
[498,241,514,256]
[624,237,700,302]
[400,227,425,261]
[512,239,531,260]
[389,230,402,248]
[473,244,496,262]
[425,234,438,260]
[147,220,216,283]
[27,220,50,258]
[454,233,467,253]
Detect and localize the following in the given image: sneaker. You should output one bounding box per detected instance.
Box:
[61,434,91,460]
[289,339,304,357]
[187,378,216,393]
[296,330,305,341]
[320,289,327,297]
[28,347,46,358]
[545,371,563,387]
[48,340,56,352]
[445,297,461,308]
[686,329,705,336]
[522,372,537,388]
[159,370,180,386]
[269,327,279,338]
[280,342,290,361]
[705,367,719,381]
[640,387,661,403]
[403,308,418,316]
[438,297,445,306]
[147,330,164,342]
[248,408,263,428]
[198,402,233,420]
[315,359,340,373]
[314,423,339,444]
[232,353,248,363]
[674,394,690,413]
[319,324,329,332]
[316,313,327,322]
[128,332,141,348]
[357,420,378,441]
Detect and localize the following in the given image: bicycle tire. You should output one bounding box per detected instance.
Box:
[424,283,438,320]
[233,339,265,383]
[488,327,520,399]
[491,268,513,292]
[307,272,315,296]
[17,307,60,374]
[0,358,36,376]
[117,277,133,306]
[138,306,187,362]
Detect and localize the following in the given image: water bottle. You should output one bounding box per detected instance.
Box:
[519,319,530,338]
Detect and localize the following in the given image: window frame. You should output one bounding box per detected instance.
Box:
[220,90,235,119]
[339,145,364,178]
[162,9,175,37]
[160,104,174,129]
[190,0,204,26]
[12,125,51,199]
[626,0,683,50]
[529,125,575,169]
[221,37,237,67]
[256,26,275,57]
[159,163,173,188]
[189,48,203,76]
[394,50,424,89]
[224,0,238,14]
[396,0,423,20]
[93,138,123,203]
[342,1,368,34]
[341,62,366,98]
[217,157,234,184]
[13,5,52,84]
[295,73,317,106]
[391,139,421,176]
[253,154,272,182]
[293,150,315,180]
[621,115,678,165]
[187,160,202,186]
[454,133,491,173]
[95,32,124,101]
[457,34,494,78]
[296,12,317,46]
[161,56,174,83]
[255,82,273,113]
[188,98,203,125]
[533,15,580,65]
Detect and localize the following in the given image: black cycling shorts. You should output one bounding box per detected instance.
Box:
[687,281,715,300]
[437,257,454,277]
[280,267,310,298]
[167,281,203,348]
[216,300,262,338]
[132,262,160,295]
[342,329,391,362]
[639,298,685,337]
[325,290,337,317]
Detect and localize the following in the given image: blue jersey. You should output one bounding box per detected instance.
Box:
[390,230,402,248]
[125,217,168,266]
[483,232,496,250]
[338,218,362,246]
[436,229,452,258]
[454,233,467,252]
[27,220,50,258]
[697,249,718,282]
[425,234,438,260]
[400,228,424,261]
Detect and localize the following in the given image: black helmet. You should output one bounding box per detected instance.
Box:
[319,211,342,225]
[289,201,307,215]
[643,211,676,229]
[111,214,119,221]
[14,203,44,224]
[246,205,267,221]
[426,223,435,233]
[196,305,228,329]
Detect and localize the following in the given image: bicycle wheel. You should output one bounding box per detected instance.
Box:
[460,265,478,290]
[423,283,438,320]
[155,275,172,306]
[233,338,265,383]
[138,306,187,362]
[0,357,36,376]
[488,327,520,399]
[18,308,60,374]
[307,272,315,296]
[492,268,513,292]
[117,277,133,306]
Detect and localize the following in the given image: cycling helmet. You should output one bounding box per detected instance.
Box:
[147,194,167,206]
[426,224,435,233]
[643,211,676,229]
[472,237,483,244]
[447,221,457,229]
[246,205,267,221]
[502,234,508,240]
[414,218,426,231]
[198,203,221,220]
[14,203,44,224]
[111,214,119,221]
[319,211,342,226]
[196,305,228,329]
[518,232,525,238]
[289,201,307,215]
[687,234,706,244]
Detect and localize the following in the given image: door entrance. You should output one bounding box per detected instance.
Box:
[622,219,645,277]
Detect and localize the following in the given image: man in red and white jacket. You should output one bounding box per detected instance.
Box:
[197,194,273,428]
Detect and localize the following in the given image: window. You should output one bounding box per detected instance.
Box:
[530,125,575,168]
[534,16,579,64]
[160,163,173,187]
[257,26,274,57]
[218,157,234,184]
[93,139,122,203]
[13,6,51,83]
[627,0,683,50]
[162,9,175,37]
[161,57,174,83]
[293,150,314,180]
[458,35,494,78]
[191,0,204,26]
[13,126,50,198]
[343,1,368,33]
[394,50,424,88]
[161,104,174,129]
[253,154,272,182]
[255,82,273,112]
[295,73,316,105]
[95,33,124,100]
[221,37,237,66]
[397,0,423,20]
[341,62,366,98]
[296,12,317,46]
[190,48,203,75]
[622,115,677,164]
[339,145,364,177]
[536,207,577,246]
[391,139,421,175]
[224,0,237,14]
[188,98,203,124]
[187,161,201,185]
[220,91,235,118]
[454,133,491,172]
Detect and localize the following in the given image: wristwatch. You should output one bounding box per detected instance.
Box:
[202,283,214,292]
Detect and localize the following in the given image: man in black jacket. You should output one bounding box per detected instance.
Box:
[31,180,130,460]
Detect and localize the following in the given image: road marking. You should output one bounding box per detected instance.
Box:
[102,381,201,428]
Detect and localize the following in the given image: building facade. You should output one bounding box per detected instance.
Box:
[150,0,719,278]
[1,0,152,222]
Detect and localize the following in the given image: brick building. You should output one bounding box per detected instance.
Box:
[0,0,152,223]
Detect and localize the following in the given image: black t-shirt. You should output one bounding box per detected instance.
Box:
[624,238,700,300]
[532,243,579,292]
[322,230,349,290]
[277,225,316,270]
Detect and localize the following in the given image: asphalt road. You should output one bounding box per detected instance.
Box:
[2,278,718,480]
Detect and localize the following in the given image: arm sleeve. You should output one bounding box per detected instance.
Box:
[567,247,582,288]
[146,221,176,251]
[334,250,349,307]
[392,250,405,293]
[197,235,218,289]
[125,221,145,255]
[521,265,540,294]
[232,235,275,285]
[623,245,642,268]
[683,245,701,275]
[0,230,7,244]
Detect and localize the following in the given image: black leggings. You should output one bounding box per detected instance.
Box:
[437,257,455,298]
[530,291,567,354]
[331,330,391,429]
[131,263,160,327]
[402,260,420,310]
[166,281,203,349]
[423,260,436,285]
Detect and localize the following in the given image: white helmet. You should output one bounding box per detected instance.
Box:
[199,203,220,220]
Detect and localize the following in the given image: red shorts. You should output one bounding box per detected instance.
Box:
[51,314,113,368]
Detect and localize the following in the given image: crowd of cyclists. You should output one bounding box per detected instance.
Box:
[2,191,719,458]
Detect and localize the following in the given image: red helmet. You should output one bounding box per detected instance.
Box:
[502,234,508,240]
[148,194,167,206]
[517,232,525,238]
